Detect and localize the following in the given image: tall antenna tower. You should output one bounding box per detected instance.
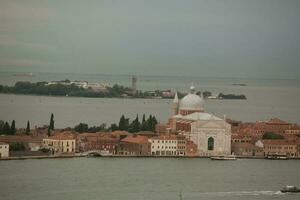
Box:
[132,75,137,95]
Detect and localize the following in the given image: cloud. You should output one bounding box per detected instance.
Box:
[0,35,50,49]
[0,2,53,21]
[0,58,48,67]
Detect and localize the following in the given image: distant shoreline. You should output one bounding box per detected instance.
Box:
[2,155,300,161]
[0,81,247,100]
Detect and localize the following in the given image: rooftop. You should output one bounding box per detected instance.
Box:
[121,135,149,144]
[173,112,222,121]
[46,131,77,140]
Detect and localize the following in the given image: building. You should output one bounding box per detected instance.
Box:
[284,125,300,135]
[118,135,150,156]
[231,143,264,157]
[0,135,44,151]
[262,140,298,158]
[149,135,183,156]
[78,132,118,154]
[186,140,198,157]
[43,131,76,154]
[167,84,231,156]
[0,142,9,158]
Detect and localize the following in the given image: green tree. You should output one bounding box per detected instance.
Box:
[9,142,25,151]
[141,114,147,131]
[49,113,54,130]
[3,122,10,135]
[262,132,284,140]
[118,115,125,130]
[118,115,129,131]
[0,120,4,134]
[26,121,30,134]
[110,123,119,131]
[10,120,16,135]
[74,123,89,133]
[129,114,141,133]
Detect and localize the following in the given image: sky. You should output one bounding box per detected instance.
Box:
[0,0,299,79]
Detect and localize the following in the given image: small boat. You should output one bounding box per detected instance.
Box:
[13,72,34,77]
[267,154,288,160]
[280,185,300,193]
[211,155,237,160]
[86,152,101,157]
[99,150,113,157]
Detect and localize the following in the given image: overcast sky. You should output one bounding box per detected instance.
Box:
[0,0,299,79]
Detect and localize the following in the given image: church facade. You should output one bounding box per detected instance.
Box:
[168,84,231,156]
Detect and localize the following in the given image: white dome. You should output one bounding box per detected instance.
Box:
[179,93,204,110]
[179,84,204,110]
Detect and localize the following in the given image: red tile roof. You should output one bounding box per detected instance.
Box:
[262,139,296,145]
[0,135,43,143]
[233,142,256,148]
[111,131,131,136]
[265,118,289,125]
[121,135,149,144]
[151,134,179,140]
[47,131,76,140]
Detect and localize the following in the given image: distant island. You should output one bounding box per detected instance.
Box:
[232,83,247,86]
[0,80,246,100]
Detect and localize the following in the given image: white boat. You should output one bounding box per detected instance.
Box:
[266,154,288,160]
[211,155,237,160]
[99,150,113,156]
[281,185,300,193]
[13,72,34,77]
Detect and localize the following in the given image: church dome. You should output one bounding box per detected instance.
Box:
[179,84,204,111]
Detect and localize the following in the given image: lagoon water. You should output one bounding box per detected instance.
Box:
[0,72,300,127]
[0,72,300,200]
[0,158,300,200]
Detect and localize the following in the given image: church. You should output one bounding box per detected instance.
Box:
[167,84,231,156]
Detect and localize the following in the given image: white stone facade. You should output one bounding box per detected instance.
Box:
[170,84,231,157]
[43,139,76,154]
[149,136,181,156]
[0,143,9,158]
[190,120,231,156]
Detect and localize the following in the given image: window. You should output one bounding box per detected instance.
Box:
[208,137,214,151]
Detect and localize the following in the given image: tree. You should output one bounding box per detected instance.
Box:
[49,113,54,130]
[3,122,10,135]
[262,132,284,140]
[74,123,89,133]
[47,127,51,137]
[0,120,4,134]
[9,142,25,151]
[141,114,147,131]
[26,121,30,134]
[129,114,141,133]
[118,115,129,131]
[110,123,118,131]
[10,120,16,135]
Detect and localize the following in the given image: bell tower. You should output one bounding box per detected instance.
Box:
[173,92,179,115]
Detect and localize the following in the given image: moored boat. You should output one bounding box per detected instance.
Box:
[211,155,237,160]
[280,185,300,193]
[266,154,288,160]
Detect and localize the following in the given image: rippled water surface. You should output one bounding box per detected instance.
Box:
[0,72,300,127]
[0,158,300,200]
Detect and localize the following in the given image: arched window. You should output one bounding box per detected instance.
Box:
[208,137,214,151]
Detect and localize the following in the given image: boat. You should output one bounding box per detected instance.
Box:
[13,72,34,77]
[211,155,237,160]
[99,150,113,157]
[86,150,113,157]
[86,152,101,157]
[280,185,300,193]
[266,154,288,160]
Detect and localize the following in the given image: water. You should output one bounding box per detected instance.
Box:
[0,158,300,200]
[0,72,300,128]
